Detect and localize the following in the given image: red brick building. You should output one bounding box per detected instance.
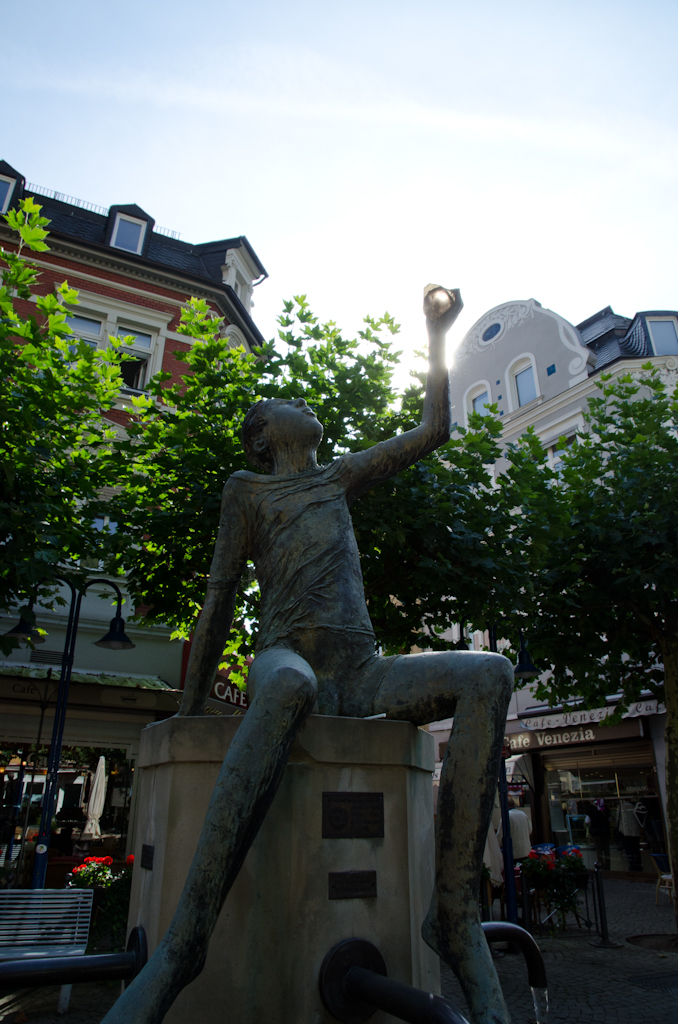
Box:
[0,158,267,427]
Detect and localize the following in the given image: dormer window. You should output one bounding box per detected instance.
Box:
[647,317,678,356]
[112,214,147,254]
[0,174,16,214]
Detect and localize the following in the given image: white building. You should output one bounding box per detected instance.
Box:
[435,299,677,869]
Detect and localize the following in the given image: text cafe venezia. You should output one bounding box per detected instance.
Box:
[504,701,666,874]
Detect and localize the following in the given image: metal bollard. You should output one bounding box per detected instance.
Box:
[589,863,621,949]
[519,868,532,933]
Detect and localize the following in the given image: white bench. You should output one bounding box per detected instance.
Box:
[0,890,94,1013]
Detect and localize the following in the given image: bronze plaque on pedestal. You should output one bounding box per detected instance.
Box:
[328,870,377,899]
[322,792,384,838]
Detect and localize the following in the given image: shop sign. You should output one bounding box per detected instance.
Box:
[507,718,641,752]
[210,677,248,710]
[521,698,664,732]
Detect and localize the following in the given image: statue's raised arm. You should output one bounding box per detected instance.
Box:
[343,285,462,502]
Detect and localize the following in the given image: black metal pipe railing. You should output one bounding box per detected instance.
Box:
[345,966,468,1023]
[481,921,547,989]
[0,927,147,991]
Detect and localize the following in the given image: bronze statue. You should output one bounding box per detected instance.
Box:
[102,287,513,1024]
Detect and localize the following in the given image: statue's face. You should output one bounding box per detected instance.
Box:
[260,398,323,451]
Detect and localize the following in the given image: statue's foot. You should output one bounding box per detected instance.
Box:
[422,905,511,1024]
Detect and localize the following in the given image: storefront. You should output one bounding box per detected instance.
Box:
[505,708,666,873]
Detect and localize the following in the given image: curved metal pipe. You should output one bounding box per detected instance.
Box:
[0,951,136,989]
[481,921,547,989]
[345,966,469,1024]
[0,927,147,991]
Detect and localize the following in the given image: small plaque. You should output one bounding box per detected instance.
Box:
[328,870,377,900]
[322,792,384,839]
[141,844,155,870]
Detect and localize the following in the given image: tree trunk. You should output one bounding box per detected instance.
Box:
[660,639,678,934]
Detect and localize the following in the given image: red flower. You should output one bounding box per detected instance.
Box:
[126,854,134,865]
[72,864,83,874]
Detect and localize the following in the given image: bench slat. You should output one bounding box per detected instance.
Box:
[0,891,93,960]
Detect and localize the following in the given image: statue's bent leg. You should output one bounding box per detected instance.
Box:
[101,648,317,1024]
[370,650,513,1024]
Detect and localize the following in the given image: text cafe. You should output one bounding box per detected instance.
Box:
[504,703,667,874]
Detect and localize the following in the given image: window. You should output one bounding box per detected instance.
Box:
[112,215,146,254]
[647,318,678,356]
[482,323,501,342]
[0,175,16,214]
[472,391,490,415]
[515,365,537,407]
[117,326,152,349]
[120,357,148,392]
[548,434,575,473]
[117,326,153,392]
[65,314,102,350]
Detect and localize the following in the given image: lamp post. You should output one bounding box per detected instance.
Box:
[488,624,540,926]
[3,578,135,889]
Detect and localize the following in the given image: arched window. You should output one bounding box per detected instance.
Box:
[472,390,490,415]
[464,380,492,425]
[506,355,540,412]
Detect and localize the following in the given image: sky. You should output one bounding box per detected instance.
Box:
[3,0,677,376]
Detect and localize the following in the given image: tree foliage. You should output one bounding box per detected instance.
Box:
[525,366,677,709]
[0,199,126,652]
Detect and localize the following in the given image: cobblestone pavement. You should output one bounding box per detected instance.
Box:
[0,981,118,1024]
[0,879,674,1023]
[441,878,677,1023]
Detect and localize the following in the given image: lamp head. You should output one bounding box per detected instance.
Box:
[3,613,46,645]
[514,644,539,680]
[94,616,135,650]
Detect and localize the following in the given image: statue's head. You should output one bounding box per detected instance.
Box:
[242,398,324,473]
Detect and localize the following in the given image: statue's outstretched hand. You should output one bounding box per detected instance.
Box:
[423,285,463,333]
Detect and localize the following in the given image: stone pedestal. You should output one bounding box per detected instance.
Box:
[127,714,439,1024]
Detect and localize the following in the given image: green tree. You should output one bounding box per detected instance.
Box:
[113,295,559,679]
[524,367,678,929]
[0,199,126,652]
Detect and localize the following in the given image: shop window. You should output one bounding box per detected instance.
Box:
[647,318,678,356]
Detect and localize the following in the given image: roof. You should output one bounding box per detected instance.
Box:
[0,160,268,346]
[576,306,632,346]
[0,661,178,691]
[576,306,678,372]
[23,192,267,285]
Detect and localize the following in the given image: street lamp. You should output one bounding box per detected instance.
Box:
[3,577,135,888]
[3,613,46,646]
[514,631,540,680]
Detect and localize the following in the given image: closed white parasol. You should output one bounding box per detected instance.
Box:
[83,756,107,838]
